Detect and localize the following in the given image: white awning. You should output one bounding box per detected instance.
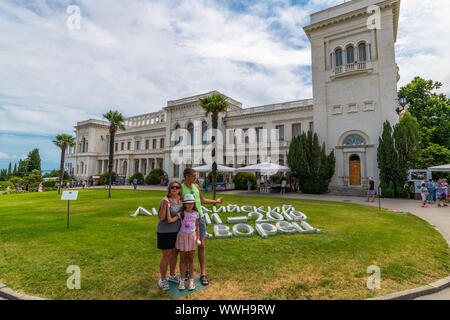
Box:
[192,164,235,173]
[428,164,450,172]
[235,162,291,175]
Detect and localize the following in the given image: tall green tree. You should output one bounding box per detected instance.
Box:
[53,134,76,194]
[377,121,405,198]
[393,111,421,170]
[287,131,335,194]
[27,149,41,173]
[16,159,28,177]
[13,163,17,176]
[103,110,125,198]
[199,93,228,200]
[398,77,450,149]
[7,163,12,179]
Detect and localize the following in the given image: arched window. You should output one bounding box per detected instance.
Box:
[343,134,367,146]
[346,45,355,64]
[358,43,367,61]
[187,123,194,145]
[335,48,343,67]
[202,121,208,145]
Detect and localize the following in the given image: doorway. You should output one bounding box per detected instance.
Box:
[349,155,361,186]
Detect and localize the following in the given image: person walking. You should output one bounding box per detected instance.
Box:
[247,179,252,192]
[182,168,223,286]
[133,177,138,190]
[157,181,183,291]
[204,178,209,193]
[366,177,376,202]
[176,194,200,291]
[38,183,43,193]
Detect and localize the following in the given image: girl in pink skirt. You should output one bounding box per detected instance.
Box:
[176,194,200,291]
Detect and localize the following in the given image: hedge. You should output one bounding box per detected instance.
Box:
[146,168,166,185]
[129,172,145,185]
[232,172,257,190]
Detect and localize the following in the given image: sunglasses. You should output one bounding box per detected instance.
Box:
[170,186,181,190]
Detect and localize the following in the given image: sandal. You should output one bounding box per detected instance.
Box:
[200,275,209,286]
[158,278,170,291]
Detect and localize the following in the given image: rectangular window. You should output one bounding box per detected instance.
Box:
[145,140,149,149]
[292,123,301,137]
[121,142,124,151]
[127,142,131,150]
[309,122,314,133]
[115,143,118,152]
[256,127,263,143]
[160,138,164,148]
[276,125,284,141]
[153,139,157,149]
[243,128,249,144]
[174,165,179,178]
[135,141,141,151]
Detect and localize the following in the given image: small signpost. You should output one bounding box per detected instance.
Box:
[378,187,382,211]
[62,191,78,229]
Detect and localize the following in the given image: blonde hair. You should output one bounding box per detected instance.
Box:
[166,181,182,199]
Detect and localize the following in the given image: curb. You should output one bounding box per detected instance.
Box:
[369,276,450,300]
[0,283,46,300]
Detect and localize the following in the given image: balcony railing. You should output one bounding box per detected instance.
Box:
[333,61,369,76]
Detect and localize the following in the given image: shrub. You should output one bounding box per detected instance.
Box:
[379,182,410,199]
[146,168,166,185]
[0,181,14,191]
[9,177,23,186]
[99,172,117,185]
[129,172,145,184]
[42,180,58,188]
[232,172,257,190]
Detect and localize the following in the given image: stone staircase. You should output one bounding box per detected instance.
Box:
[327,186,367,197]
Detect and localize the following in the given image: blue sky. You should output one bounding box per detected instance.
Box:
[0,0,449,170]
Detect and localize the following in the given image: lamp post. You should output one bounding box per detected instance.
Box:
[396,93,407,116]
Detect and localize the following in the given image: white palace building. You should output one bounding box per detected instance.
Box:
[65,0,401,194]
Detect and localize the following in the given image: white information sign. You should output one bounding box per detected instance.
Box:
[61,191,78,201]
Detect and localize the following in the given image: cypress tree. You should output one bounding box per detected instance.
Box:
[287,131,335,194]
[7,162,12,179]
[377,121,403,198]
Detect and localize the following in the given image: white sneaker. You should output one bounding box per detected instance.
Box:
[178,279,186,290]
[167,274,180,283]
[188,278,195,291]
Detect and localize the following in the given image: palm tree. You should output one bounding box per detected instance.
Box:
[199,93,228,200]
[103,110,126,198]
[53,134,76,194]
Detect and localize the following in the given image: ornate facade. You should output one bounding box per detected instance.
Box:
[65,0,401,193]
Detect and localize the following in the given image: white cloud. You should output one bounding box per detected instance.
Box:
[0,152,12,159]
[396,0,450,93]
[0,0,449,168]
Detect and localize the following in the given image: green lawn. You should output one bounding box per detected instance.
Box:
[0,189,448,300]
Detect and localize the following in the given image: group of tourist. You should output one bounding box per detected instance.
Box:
[156,168,223,291]
[419,178,449,208]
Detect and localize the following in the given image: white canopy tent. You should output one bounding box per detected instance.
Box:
[192,164,235,173]
[235,162,291,176]
[428,164,450,172]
